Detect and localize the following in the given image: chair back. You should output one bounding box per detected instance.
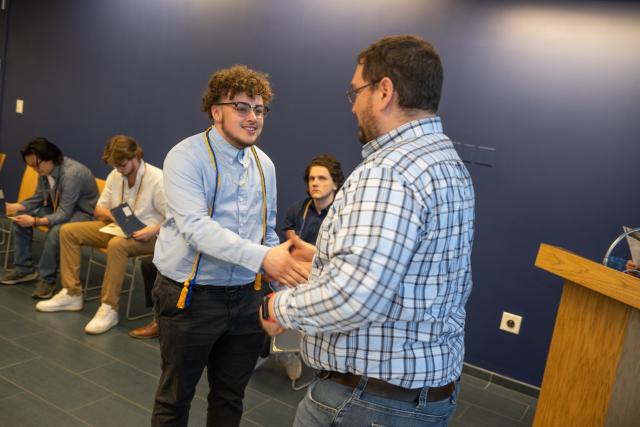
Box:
[95,178,106,194]
[0,153,6,172]
[18,166,39,202]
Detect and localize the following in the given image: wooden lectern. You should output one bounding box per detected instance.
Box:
[534,244,640,427]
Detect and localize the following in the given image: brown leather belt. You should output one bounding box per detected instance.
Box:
[319,370,456,403]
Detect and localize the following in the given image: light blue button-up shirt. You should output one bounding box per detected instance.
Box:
[154,127,279,286]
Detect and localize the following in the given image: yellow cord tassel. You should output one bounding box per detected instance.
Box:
[254,273,262,291]
[177,280,191,309]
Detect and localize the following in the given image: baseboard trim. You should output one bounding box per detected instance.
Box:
[463,363,540,398]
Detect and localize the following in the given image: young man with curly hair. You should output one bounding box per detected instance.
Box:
[151,65,308,427]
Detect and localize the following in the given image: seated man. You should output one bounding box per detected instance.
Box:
[277,154,344,380]
[282,154,344,242]
[0,138,99,299]
[36,135,167,335]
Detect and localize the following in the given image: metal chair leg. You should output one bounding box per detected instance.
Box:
[126,257,153,321]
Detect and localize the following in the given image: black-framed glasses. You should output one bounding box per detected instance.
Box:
[213,102,270,118]
[345,80,381,104]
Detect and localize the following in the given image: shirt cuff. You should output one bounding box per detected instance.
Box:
[242,244,271,273]
[273,289,295,329]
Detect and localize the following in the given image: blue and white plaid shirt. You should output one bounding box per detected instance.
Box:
[274,117,475,388]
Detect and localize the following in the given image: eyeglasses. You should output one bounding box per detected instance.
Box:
[345,80,381,104]
[213,102,270,118]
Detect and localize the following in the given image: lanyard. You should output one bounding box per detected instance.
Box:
[177,127,267,309]
[298,199,313,236]
[120,168,146,212]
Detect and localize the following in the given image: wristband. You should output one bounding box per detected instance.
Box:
[33,217,38,227]
[261,293,274,321]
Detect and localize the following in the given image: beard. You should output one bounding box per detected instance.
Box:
[357,101,379,145]
[219,116,260,149]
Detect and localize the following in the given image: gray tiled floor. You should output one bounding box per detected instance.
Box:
[0,269,536,426]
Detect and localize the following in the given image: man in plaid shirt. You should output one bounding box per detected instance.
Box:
[261,35,475,427]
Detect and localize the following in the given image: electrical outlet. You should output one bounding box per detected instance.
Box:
[499,312,522,335]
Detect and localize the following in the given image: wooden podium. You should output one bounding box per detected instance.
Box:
[533,244,640,427]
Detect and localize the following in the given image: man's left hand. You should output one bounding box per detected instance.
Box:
[12,214,35,228]
[260,296,286,336]
[132,224,160,241]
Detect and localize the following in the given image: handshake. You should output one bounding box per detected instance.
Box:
[261,235,316,287]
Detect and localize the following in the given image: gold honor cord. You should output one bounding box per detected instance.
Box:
[176,128,267,309]
[52,190,60,211]
[298,199,313,236]
[120,168,146,212]
[250,145,267,291]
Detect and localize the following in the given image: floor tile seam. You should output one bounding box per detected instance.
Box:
[0,354,41,371]
[240,417,264,427]
[482,384,537,406]
[519,404,533,422]
[461,381,534,408]
[0,390,25,401]
[76,360,118,375]
[79,358,160,382]
[241,398,274,418]
[4,328,48,341]
[457,399,530,423]
[15,356,134,401]
[0,300,43,323]
[243,385,273,402]
[33,328,162,379]
[67,393,114,412]
[453,401,471,420]
[69,369,156,412]
[0,376,94,426]
[7,332,121,374]
[70,391,153,415]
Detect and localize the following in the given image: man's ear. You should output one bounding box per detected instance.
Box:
[377,76,395,110]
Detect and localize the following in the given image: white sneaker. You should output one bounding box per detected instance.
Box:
[35,289,83,312]
[84,303,119,335]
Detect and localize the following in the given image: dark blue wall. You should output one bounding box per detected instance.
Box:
[1,0,639,386]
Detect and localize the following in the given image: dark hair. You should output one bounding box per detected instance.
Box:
[102,135,144,166]
[357,35,443,113]
[21,137,63,164]
[201,65,274,121]
[304,154,345,191]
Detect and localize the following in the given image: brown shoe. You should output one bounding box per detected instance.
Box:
[128,320,158,340]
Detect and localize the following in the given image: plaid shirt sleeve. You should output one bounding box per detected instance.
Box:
[274,163,425,333]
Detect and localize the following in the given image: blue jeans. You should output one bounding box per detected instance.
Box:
[294,375,459,427]
[12,207,91,283]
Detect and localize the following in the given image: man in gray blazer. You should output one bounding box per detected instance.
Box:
[0,138,99,299]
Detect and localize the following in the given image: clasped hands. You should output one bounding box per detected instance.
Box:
[260,235,315,336]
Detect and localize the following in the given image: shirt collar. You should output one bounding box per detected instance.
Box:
[49,159,63,181]
[361,116,443,159]
[209,127,249,166]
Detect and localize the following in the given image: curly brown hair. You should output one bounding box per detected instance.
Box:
[201,65,274,120]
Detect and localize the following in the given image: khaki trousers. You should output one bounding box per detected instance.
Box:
[59,221,156,309]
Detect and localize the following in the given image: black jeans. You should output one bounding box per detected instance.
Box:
[151,274,265,427]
